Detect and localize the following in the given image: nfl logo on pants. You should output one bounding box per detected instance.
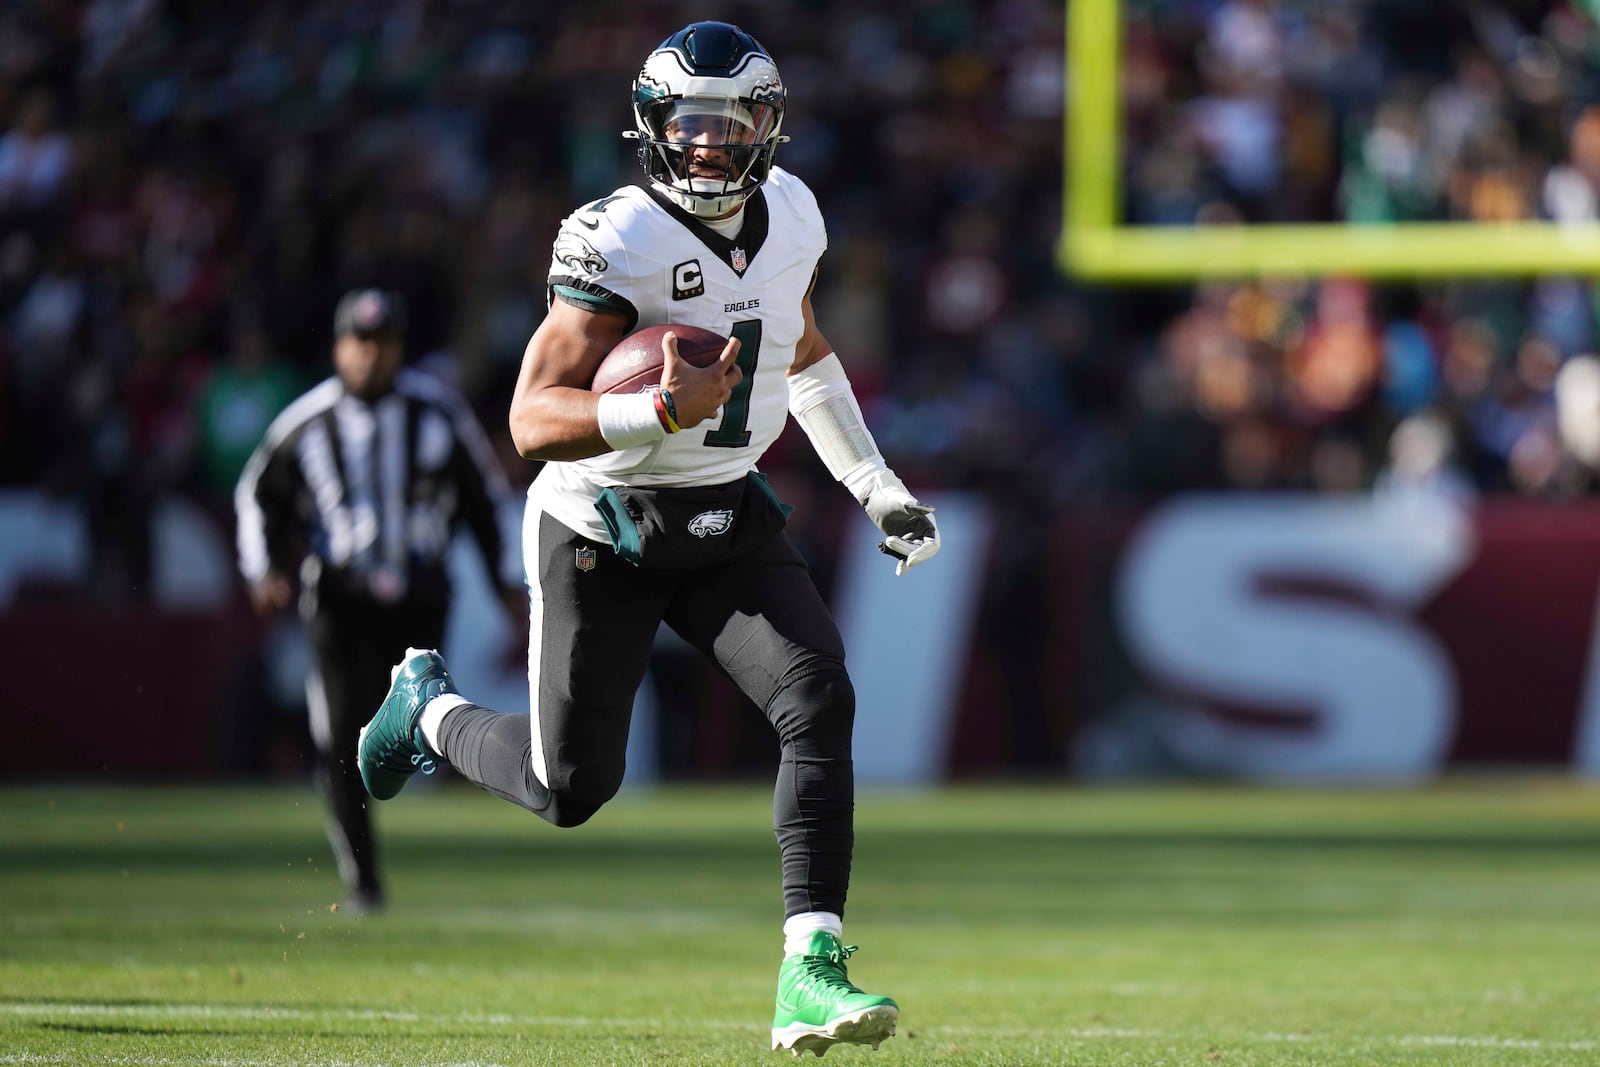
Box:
[575,547,596,572]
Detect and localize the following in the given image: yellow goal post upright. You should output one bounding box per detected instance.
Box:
[1060,0,1600,281]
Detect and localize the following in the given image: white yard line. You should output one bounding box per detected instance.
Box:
[0,1058,513,1067]
[2,1000,1596,1056]
[0,1002,740,1030]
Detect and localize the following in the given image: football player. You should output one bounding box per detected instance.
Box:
[357,20,937,1056]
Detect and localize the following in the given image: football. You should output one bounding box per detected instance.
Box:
[590,323,728,395]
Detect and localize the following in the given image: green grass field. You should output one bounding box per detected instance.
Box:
[3,780,1598,1065]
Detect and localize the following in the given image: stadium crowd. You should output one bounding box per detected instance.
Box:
[3,0,1600,602]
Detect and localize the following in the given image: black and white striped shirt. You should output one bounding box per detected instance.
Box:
[235,368,520,606]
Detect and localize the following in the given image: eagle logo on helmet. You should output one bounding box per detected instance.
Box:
[748,79,784,104]
[688,509,735,538]
[636,70,669,100]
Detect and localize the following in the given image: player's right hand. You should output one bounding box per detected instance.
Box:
[661,331,741,429]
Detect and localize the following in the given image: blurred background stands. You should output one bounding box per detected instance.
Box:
[5,1,1600,781]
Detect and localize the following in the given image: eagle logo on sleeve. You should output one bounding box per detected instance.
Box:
[553,228,609,276]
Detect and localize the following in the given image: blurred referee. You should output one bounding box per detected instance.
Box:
[234,289,524,911]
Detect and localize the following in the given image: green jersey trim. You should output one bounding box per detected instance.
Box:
[549,277,639,331]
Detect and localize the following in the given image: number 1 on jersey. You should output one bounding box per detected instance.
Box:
[702,319,761,448]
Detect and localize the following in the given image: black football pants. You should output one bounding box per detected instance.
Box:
[306,588,446,899]
[438,509,857,918]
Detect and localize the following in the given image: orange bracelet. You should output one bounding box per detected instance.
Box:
[652,388,680,433]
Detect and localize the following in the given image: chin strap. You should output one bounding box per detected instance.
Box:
[665,180,754,219]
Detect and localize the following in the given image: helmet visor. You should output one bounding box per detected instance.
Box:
[636,96,782,208]
[640,97,779,149]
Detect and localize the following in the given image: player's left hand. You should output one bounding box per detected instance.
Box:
[858,470,940,576]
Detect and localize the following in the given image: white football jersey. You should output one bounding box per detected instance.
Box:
[532,167,826,541]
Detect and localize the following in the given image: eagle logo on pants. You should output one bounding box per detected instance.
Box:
[688,509,735,538]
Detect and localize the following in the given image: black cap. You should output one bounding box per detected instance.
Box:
[334,288,406,339]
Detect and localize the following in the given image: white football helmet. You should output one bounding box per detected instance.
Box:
[627,21,787,218]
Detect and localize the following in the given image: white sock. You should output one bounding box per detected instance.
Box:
[418,693,471,754]
[783,911,843,958]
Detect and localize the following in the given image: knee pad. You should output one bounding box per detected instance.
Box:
[541,761,625,828]
[768,663,855,746]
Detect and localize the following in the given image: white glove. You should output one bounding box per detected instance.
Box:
[856,470,940,576]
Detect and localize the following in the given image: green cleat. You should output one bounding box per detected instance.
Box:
[357,647,454,800]
[771,931,898,1057]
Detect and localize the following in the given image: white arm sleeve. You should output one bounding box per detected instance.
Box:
[787,354,893,502]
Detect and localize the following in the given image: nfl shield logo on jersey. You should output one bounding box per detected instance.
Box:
[575,547,597,572]
[730,246,747,273]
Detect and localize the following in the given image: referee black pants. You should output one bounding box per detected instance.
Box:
[439,509,856,919]
[306,586,447,899]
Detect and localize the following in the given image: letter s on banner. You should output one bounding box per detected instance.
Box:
[1115,496,1474,781]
